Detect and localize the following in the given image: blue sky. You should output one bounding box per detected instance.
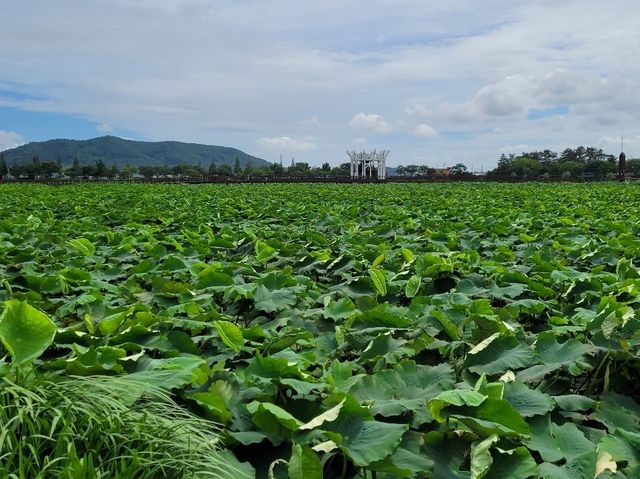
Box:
[1,0,638,168]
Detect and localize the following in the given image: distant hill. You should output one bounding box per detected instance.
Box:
[1,136,269,168]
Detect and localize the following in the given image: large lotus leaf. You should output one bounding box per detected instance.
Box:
[503,381,554,417]
[488,447,538,479]
[326,415,406,467]
[552,394,596,412]
[451,398,530,437]
[356,331,414,365]
[490,282,527,300]
[247,401,302,431]
[538,451,597,479]
[591,392,640,434]
[323,297,356,321]
[351,304,413,329]
[536,332,592,364]
[429,389,487,422]
[190,380,234,423]
[350,361,454,422]
[470,434,498,479]
[66,344,126,374]
[135,355,208,390]
[465,334,534,375]
[245,354,306,380]
[422,431,473,479]
[598,429,640,472]
[0,300,56,365]
[196,270,234,290]
[367,431,434,477]
[253,284,297,312]
[527,415,596,463]
[288,444,322,479]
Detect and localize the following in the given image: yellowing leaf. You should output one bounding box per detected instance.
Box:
[299,399,345,430]
[595,451,617,477]
[372,253,385,267]
[368,268,387,296]
[215,320,244,352]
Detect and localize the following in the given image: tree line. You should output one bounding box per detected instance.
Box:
[487,146,637,178]
[1,145,636,181]
[0,154,354,180]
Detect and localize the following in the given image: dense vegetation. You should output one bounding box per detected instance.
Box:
[1,182,640,478]
[487,147,633,179]
[1,135,268,170]
[393,147,638,180]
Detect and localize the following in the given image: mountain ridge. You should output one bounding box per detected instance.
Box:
[1,135,268,168]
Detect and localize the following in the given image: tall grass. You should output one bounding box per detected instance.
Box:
[0,372,251,479]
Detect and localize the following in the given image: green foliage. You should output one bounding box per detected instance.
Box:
[490,146,619,178]
[0,300,56,365]
[0,373,251,479]
[0,182,640,478]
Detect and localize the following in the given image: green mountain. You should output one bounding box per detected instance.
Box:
[1,136,268,168]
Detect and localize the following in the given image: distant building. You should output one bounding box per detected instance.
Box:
[347,150,389,180]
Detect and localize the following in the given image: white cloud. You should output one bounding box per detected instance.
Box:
[499,144,535,154]
[258,136,317,152]
[413,123,438,138]
[354,137,367,144]
[404,102,428,117]
[0,131,25,151]
[301,117,319,126]
[96,123,114,133]
[597,134,639,153]
[349,113,393,133]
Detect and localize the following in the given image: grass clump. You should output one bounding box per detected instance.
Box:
[0,372,251,479]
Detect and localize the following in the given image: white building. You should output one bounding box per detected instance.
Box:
[347,150,389,180]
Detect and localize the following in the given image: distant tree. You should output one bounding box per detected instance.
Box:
[450,163,468,176]
[67,157,81,178]
[270,161,284,177]
[218,164,232,176]
[321,162,331,172]
[0,152,7,179]
[121,163,137,179]
[81,164,97,178]
[288,162,311,176]
[233,157,242,176]
[243,159,252,176]
[417,165,430,176]
[208,161,217,176]
[172,163,204,178]
[157,165,171,177]
[139,165,158,179]
[395,165,406,176]
[95,159,107,178]
[29,154,41,179]
[404,165,419,177]
[40,162,60,178]
[108,163,120,179]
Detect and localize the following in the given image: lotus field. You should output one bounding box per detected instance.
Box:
[2,182,640,479]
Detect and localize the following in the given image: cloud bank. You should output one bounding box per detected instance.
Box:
[0,0,638,168]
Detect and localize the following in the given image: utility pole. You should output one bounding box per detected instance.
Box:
[618,133,626,182]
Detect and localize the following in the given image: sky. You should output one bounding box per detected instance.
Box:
[1,0,639,169]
